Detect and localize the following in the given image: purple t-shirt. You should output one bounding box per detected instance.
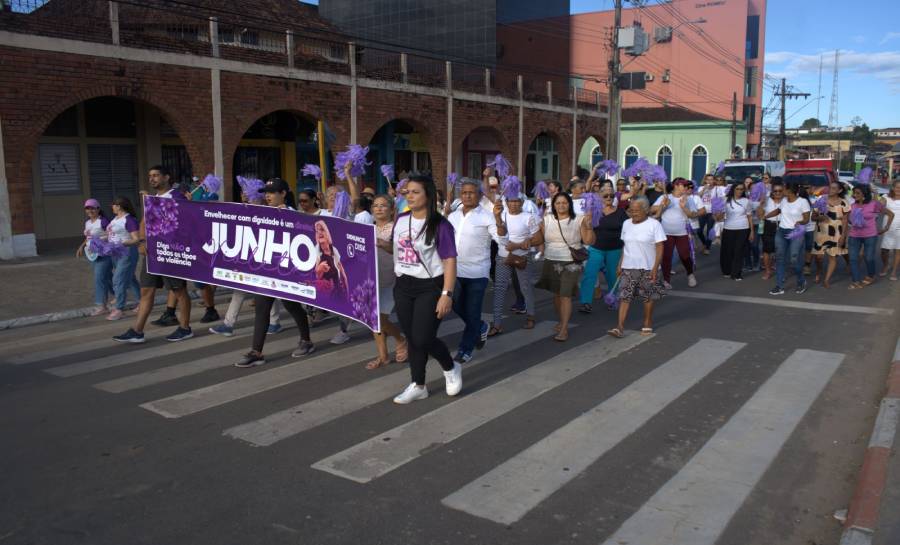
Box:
[849,200,884,238]
[392,211,457,279]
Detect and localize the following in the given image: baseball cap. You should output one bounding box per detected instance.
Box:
[262,178,290,193]
[84,198,100,208]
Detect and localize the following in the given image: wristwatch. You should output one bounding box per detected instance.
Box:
[440,290,453,298]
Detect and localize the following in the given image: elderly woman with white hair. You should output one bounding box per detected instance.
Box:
[607,196,666,338]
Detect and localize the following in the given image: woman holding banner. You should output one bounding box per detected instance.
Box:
[235,178,315,367]
[387,174,461,404]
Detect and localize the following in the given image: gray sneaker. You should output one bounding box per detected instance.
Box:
[292,340,315,358]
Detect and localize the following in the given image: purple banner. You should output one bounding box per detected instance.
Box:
[144,196,380,331]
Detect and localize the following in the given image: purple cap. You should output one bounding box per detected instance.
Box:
[84,198,100,209]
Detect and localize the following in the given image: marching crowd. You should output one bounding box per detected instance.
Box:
[78,156,899,405]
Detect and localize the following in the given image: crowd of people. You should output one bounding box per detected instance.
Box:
[79,159,899,405]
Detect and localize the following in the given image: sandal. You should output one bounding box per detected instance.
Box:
[640,327,654,336]
[487,326,503,337]
[365,358,392,370]
[523,317,535,330]
[606,328,624,339]
[849,283,862,290]
[394,341,408,363]
[577,303,592,314]
[553,330,568,342]
[862,277,875,286]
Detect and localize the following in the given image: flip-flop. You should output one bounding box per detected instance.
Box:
[394,342,408,363]
[487,326,503,337]
[523,318,535,330]
[606,328,624,339]
[640,327,654,336]
[553,332,568,342]
[365,358,392,370]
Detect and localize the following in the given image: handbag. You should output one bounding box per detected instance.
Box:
[504,253,528,270]
[556,218,588,263]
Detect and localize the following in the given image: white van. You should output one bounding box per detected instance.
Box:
[721,161,786,181]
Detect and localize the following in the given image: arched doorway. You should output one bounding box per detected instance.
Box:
[368,119,432,193]
[577,136,605,178]
[657,145,673,180]
[32,96,194,246]
[461,127,505,180]
[232,110,326,199]
[691,145,708,182]
[526,131,561,188]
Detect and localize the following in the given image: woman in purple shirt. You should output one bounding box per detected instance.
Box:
[848,184,895,289]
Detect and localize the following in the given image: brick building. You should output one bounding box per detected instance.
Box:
[0,0,606,258]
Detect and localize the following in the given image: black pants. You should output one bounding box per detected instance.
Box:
[393,274,454,385]
[698,213,715,249]
[252,295,310,353]
[720,228,750,279]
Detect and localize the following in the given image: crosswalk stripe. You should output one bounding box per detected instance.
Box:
[137,319,468,417]
[600,348,843,545]
[441,338,746,525]
[311,330,652,483]
[223,321,561,447]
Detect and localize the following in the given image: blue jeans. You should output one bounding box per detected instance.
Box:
[112,246,140,310]
[848,236,878,282]
[580,246,622,304]
[453,276,488,354]
[698,213,715,249]
[91,256,113,306]
[774,227,806,289]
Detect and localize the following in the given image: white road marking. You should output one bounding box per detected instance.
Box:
[138,319,468,417]
[669,289,894,316]
[600,349,843,545]
[312,331,651,483]
[224,322,561,447]
[441,338,746,525]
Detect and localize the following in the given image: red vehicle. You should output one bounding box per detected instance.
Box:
[783,159,838,197]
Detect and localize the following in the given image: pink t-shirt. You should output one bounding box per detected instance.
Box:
[849,200,884,238]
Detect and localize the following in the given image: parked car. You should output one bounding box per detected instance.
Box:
[721,160,785,181]
[837,170,855,183]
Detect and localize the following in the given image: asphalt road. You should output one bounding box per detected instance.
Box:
[1,253,898,545]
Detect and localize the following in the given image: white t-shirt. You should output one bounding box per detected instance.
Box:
[763,197,782,223]
[805,197,818,232]
[447,206,499,279]
[723,198,752,230]
[777,197,811,230]
[543,215,586,262]
[84,217,106,239]
[498,211,540,258]
[620,217,667,271]
[106,214,139,244]
[353,210,374,225]
[571,197,586,216]
[392,212,457,279]
[654,195,690,236]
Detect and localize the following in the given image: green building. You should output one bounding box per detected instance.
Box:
[578,109,748,183]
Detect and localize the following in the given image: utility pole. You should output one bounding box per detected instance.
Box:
[776,78,810,161]
[605,0,622,166]
[730,92,737,158]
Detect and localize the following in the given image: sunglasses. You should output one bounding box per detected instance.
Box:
[298,198,311,204]
[602,195,614,199]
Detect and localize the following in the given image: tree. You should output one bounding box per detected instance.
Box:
[801,117,821,129]
[851,123,875,147]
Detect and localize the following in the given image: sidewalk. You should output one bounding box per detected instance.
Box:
[0,249,97,322]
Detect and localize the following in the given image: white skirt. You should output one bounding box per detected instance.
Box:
[881,227,900,250]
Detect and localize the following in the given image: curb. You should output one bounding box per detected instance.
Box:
[840,337,900,545]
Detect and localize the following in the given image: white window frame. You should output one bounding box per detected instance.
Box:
[623,145,640,166]
[656,144,674,179]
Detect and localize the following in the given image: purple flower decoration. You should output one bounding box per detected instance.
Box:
[335,145,370,180]
[380,164,395,183]
[302,163,322,183]
[200,173,222,194]
[857,167,873,185]
[501,176,522,200]
[814,197,829,214]
[237,176,265,203]
[533,180,550,200]
[332,190,351,220]
[850,206,865,229]
[581,192,603,227]
[710,196,726,215]
[487,154,512,179]
[749,181,767,202]
[144,196,179,237]
[715,160,725,175]
[787,225,806,240]
[349,277,378,329]
[595,159,620,179]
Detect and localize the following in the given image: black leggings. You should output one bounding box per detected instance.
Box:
[252,295,310,353]
[393,274,454,385]
[720,228,750,279]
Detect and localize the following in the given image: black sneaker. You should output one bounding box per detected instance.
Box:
[453,351,473,364]
[112,328,145,344]
[769,287,785,296]
[165,327,194,342]
[199,308,220,323]
[795,283,807,294]
[151,311,178,327]
[475,321,488,350]
[235,352,266,368]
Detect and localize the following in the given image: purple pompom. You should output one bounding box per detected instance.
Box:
[237,176,265,203]
[501,176,522,200]
[749,181,766,202]
[487,154,512,179]
[622,157,651,179]
[646,164,668,184]
[332,190,351,219]
[710,196,726,215]
[857,167,873,184]
[396,179,408,192]
[814,197,829,214]
[447,172,461,190]
[715,160,725,175]
[849,206,865,229]
[380,164,395,182]
[787,225,806,240]
[603,277,621,308]
[581,192,603,226]
[302,164,322,182]
[533,180,550,200]
[200,174,222,194]
[595,159,620,178]
[335,145,370,180]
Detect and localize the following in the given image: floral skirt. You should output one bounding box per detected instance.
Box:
[618,268,666,303]
[534,259,582,298]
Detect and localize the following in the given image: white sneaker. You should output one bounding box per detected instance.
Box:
[330,331,351,345]
[393,383,429,404]
[444,362,463,396]
[687,274,698,288]
[663,281,673,290]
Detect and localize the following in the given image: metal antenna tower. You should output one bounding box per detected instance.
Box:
[827,50,839,128]
[816,54,823,122]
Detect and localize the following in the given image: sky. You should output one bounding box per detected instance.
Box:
[306,0,900,129]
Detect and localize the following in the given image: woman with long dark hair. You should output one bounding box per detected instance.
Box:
[811,181,850,288]
[759,179,784,280]
[715,183,754,281]
[848,184,894,289]
[765,182,811,295]
[105,196,141,320]
[386,174,461,404]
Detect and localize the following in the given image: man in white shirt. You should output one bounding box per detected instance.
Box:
[447,180,505,364]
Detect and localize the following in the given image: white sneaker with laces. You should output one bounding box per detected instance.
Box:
[330,331,351,345]
[393,383,428,404]
[687,274,698,288]
[444,362,463,396]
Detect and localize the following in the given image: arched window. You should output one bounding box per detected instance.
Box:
[624,146,639,169]
[690,145,708,183]
[657,145,673,180]
[590,145,604,169]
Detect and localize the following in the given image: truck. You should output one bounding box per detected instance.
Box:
[783,159,839,197]
[721,160,785,182]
